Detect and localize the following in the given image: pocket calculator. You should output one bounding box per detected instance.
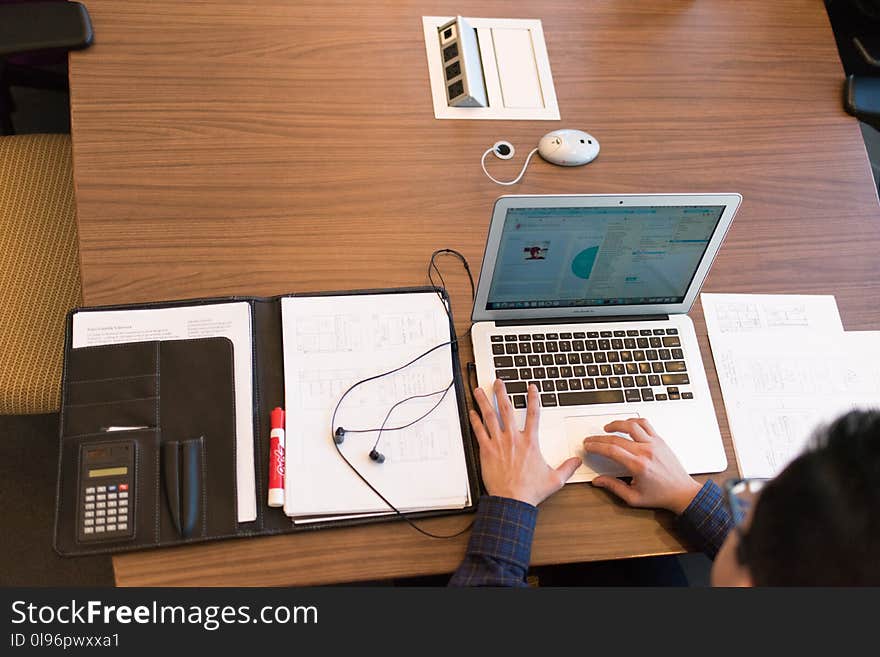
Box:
[78,441,136,543]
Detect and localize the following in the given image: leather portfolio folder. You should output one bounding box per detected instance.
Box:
[54,287,479,556]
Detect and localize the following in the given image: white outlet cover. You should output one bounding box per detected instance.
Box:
[423,16,561,120]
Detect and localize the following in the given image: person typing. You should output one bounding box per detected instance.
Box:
[450,380,880,586]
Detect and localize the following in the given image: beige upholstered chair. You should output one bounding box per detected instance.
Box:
[0,133,81,414]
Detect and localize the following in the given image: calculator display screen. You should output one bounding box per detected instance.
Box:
[89,466,128,478]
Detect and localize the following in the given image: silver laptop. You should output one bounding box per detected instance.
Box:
[471,193,742,481]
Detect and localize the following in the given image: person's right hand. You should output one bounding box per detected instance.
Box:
[583,418,701,515]
[470,380,581,507]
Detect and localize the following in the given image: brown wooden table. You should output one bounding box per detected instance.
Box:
[68,0,880,585]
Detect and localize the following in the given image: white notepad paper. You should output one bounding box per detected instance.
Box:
[281,292,471,519]
[702,293,880,478]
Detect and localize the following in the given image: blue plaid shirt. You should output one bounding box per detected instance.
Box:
[449,480,732,586]
[676,479,733,559]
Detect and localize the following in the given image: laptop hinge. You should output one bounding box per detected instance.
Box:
[494,314,670,327]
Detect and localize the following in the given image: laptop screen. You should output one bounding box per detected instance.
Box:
[485,205,726,310]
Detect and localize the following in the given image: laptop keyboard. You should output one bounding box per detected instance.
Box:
[490,328,693,408]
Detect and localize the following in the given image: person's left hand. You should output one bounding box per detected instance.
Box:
[470,379,581,507]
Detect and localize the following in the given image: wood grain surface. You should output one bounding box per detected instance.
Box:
[67,0,880,586]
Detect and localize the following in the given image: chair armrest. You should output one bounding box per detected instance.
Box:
[844,74,880,128]
[0,2,93,57]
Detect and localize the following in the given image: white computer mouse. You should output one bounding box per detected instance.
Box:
[537,129,600,166]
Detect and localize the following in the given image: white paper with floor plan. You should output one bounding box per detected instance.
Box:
[281,292,471,519]
[708,330,880,478]
[701,293,844,337]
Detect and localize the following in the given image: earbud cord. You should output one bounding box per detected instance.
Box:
[327,250,476,539]
[329,340,453,437]
[329,358,471,540]
[481,147,539,186]
[331,249,474,437]
[428,248,474,344]
[369,384,453,454]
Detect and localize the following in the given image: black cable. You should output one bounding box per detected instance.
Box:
[331,436,473,540]
[428,248,475,344]
[329,340,452,436]
[327,249,477,539]
[329,353,469,539]
[429,248,475,299]
[369,383,454,453]
[337,387,449,436]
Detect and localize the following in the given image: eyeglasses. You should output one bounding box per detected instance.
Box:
[722,478,768,531]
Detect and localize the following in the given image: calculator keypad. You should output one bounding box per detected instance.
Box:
[79,481,133,541]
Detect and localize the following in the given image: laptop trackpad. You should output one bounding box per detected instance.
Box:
[564,413,640,477]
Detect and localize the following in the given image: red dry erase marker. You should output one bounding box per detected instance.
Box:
[268,407,285,507]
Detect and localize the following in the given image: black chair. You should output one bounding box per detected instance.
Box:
[0,1,93,134]
[826,1,880,125]
[825,1,880,186]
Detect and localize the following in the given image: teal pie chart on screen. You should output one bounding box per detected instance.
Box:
[571,246,599,280]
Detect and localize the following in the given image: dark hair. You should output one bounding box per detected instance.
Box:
[738,410,880,585]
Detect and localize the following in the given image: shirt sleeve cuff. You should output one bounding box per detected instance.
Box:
[679,480,723,522]
[465,495,538,569]
[677,479,732,559]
